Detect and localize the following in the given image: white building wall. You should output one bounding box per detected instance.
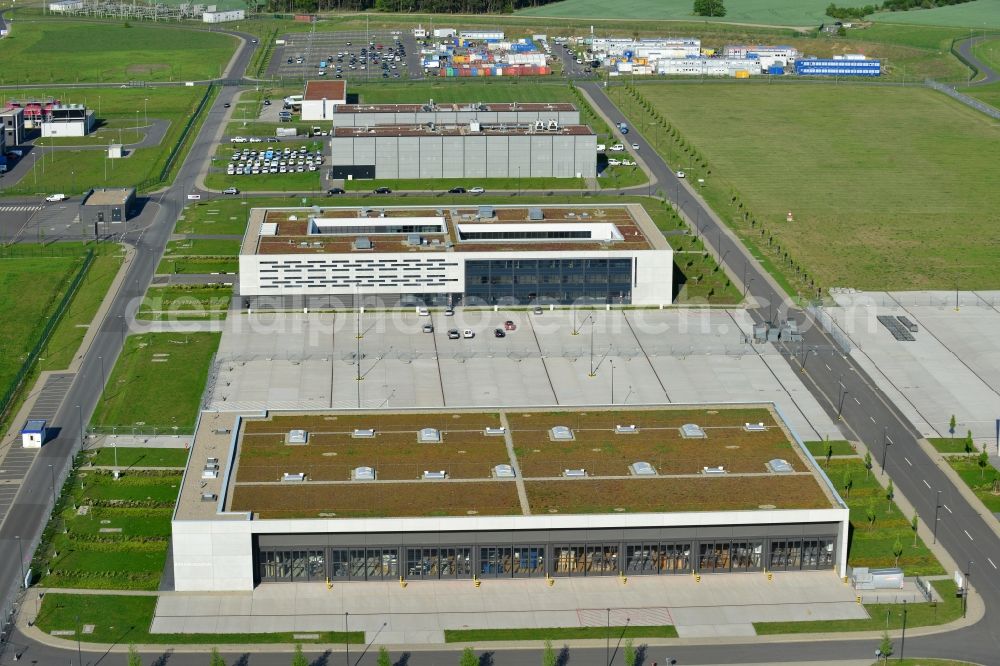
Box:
[171,519,255,591]
[40,120,88,137]
[203,9,245,23]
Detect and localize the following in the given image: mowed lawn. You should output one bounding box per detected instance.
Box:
[870,0,1000,29]
[638,83,1000,290]
[90,332,221,431]
[0,255,81,395]
[517,0,833,25]
[0,21,236,84]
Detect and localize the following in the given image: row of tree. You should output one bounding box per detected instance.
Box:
[826,0,975,21]
[261,0,560,13]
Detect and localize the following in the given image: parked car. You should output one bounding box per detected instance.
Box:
[469,186,485,194]
[609,143,625,152]
[447,329,461,340]
[503,321,516,331]
[373,187,392,194]
[631,143,640,150]
[533,306,543,314]
[45,193,67,202]
[444,307,455,317]
[448,187,466,194]
[222,187,240,195]
[607,158,621,167]
[327,187,345,195]
[422,323,434,333]
[223,102,231,108]
[417,307,430,316]
[494,328,506,338]
[675,170,686,178]
[462,329,475,339]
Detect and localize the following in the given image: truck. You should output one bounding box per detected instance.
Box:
[275,127,298,137]
[618,122,629,134]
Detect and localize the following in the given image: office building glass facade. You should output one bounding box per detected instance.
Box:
[463,258,633,305]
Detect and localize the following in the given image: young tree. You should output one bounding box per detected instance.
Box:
[965,430,974,454]
[949,414,957,437]
[911,514,919,546]
[542,639,557,666]
[979,449,990,479]
[377,646,392,666]
[292,644,308,666]
[879,630,894,660]
[693,0,726,17]
[128,645,142,666]
[892,536,904,568]
[842,469,853,499]
[460,647,478,666]
[825,440,833,466]
[624,638,636,666]
[864,451,872,477]
[885,479,894,512]
[866,500,877,531]
[209,647,225,666]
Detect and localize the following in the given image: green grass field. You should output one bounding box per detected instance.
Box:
[825,459,942,575]
[445,625,678,642]
[89,332,221,431]
[927,437,974,454]
[805,440,857,457]
[621,83,1000,292]
[947,456,1000,513]
[163,239,242,257]
[36,593,363,644]
[517,0,833,25]
[137,285,232,321]
[870,0,1000,29]
[3,86,207,196]
[175,200,253,235]
[155,257,239,275]
[0,20,235,84]
[89,447,190,468]
[961,80,1000,108]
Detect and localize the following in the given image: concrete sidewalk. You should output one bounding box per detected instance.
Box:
[149,571,867,644]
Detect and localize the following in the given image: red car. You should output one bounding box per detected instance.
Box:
[503,320,516,331]
[376,44,384,50]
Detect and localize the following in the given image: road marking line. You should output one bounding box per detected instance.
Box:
[825,363,831,371]
[943,504,952,514]
[988,558,997,570]
[870,416,876,423]
[923,479,931,489]
[964,530,974,541]
[854,397,861,405]
[904,457,912,466]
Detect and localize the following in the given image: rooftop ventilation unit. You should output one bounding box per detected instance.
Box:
[282,472,306,482]
[528,207,543,221]
[354,237,373,251]
[201,469,219,479]
[286,429,309,445]
[680,423,706,439]
[352,466,376,481]
[702,466,726,475]
[422,470,447,480]
[563,468,587,478]
[418,427,441,443]
[206,457,219,466]
[469,120,481,133]
[352,428,376,438]
[629,461,656,476]
[493,464,516,478]
[534,120,545,131]
[407,233,423,246]
[767,459,794,474]
[484,426,506,436]
[201,493,218,502]
[478,205,495,219]
[615,424,638,434]
[547,119,559,130]
[743,422,767,432]
[550,426,574,441]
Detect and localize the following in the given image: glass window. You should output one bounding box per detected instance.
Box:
[307,550,326,580]
[732,542,763,571]
[553,545,585,576]
[512,546,546,577]
[330,549,350,579]
[480,546,514,577]
[586,544,618,575]
[662,543,691,573]
[625,544,659,575]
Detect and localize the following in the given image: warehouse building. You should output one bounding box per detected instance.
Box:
[654,58,761,77]
[300,80,347,121]
[328,121,596,180]
[40,104,93,138]
[328,101,579,128]
[238,203,672,308]
[170,404,850,591]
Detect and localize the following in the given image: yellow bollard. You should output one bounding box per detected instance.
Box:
[619,571,628,585]
[767,571,773,582]
[326,577,333,590]
[857,595,862,604]
[474,575,481,588]
[399,576,407,589]
[546,574,555,587]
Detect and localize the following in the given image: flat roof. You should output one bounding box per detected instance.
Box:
[304,80,347,101]
[240,204,667,256]
[22,419,46,432]
[83,187,134,206]
[175,405,842,521]
[334,102,577,114]
[332,124,594,137]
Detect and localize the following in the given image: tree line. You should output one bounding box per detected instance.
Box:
[260,0,562,13]
[826,0,976,21]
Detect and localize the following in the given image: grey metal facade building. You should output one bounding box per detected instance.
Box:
[329,125,597,180]
[330,102,580,128]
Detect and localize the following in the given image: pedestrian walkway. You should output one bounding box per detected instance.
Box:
[0,205,43,212]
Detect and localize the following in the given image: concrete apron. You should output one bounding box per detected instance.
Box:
[150,570,866,644]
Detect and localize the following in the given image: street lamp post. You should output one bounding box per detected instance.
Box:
[899,599,908,660]
[933,490,942,544]
[963,561,973,618]
[838,385,849,421]
[98,355,106,397]
[880,427,892,476]
[345,610,350,666]
[606,607,611,666]
[48,464,56,508]
[610,360,615,405]
[15,536,25,588]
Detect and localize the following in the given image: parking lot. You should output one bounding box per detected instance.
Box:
[204,309,842,442]
[219,142,325,179]
[268,29,420,82]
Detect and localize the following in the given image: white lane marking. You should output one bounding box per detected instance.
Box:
[923,479,932,489]
[964,530,974,541]
[870,416,876,423]
[943,504,953,514]
[825,363,831,371]
[854,397,861,405]
[904,457,912,466]
[988,558,997,570]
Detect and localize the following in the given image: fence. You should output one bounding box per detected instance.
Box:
[925,79,1000,120]
[806,304,853,355]
[0,249,95,422]
[136,84,218,192]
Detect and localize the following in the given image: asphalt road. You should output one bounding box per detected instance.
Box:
[2,25,1000,666]
[955,34,1000,85]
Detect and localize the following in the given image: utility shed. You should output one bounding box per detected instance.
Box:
[21,419,47,448]
[82,187,136,227]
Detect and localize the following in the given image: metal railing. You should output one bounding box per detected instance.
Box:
[925,78,1000,120]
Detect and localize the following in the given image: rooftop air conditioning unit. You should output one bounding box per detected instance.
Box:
[550,426,574,441]
[563,468,587,478]
[282,472,306,482]
[352,428,376,438]
[493,464,515,478]
[547,119,558,130]
[744,422,767,432]
[702,466,726,475]
[422,470,447,480]
[615,424,638,434]
[484,426,506,436]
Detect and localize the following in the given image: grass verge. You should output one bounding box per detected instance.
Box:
[805,440,857,458]
[928,437,976,454]
[444,625,678,643]
[36,594,364,644]
[89,332,221,431]
[89,447,190,468]
[945,456,1000,513]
